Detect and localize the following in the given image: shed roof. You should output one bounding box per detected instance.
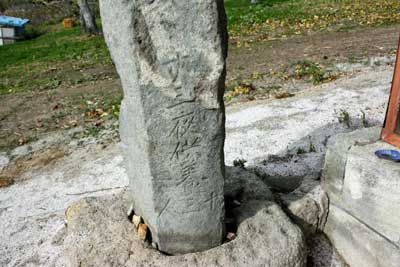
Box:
[0,16,30,27]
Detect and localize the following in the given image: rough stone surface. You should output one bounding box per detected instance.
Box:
[62,167,307,267]
[322,127,400,267]
[99,0,228,254]
[224,166,274,201]
[325,205,400,267]
[307,234,349,267]
[283,193,322,235]
[278,181,347,267]
[280,180,329,237]
[322,127,381,200]
[0,66,394,266]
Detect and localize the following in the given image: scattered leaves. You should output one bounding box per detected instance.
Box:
[275,92,295,99]
[227,0,400,43]
[138,223,148,241]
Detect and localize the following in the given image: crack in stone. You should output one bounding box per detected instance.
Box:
[132,2,157,69]
[331,203,400,249]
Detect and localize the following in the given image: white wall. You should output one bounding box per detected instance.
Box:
[0,27,16,45]
[2,27,15,38]
[0,28,3,46]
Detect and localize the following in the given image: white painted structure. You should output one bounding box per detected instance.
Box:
[0,26,18,45]
[0,16,30,46]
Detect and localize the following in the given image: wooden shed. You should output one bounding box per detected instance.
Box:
[0,15,30,46]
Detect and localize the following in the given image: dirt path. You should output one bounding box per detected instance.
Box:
[0,25,399,151]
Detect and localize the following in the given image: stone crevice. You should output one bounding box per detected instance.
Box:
[132,3,157,69]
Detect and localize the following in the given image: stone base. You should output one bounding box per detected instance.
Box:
[62,167,307,267]
[322,127,400,267]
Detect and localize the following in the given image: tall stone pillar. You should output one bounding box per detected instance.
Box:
[99,0,227,254]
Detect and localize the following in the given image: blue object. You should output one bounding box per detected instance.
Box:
[375,150,400,162]
[0,16,30,28]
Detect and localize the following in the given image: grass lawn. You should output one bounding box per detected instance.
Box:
[1,0,400,95]
[0,26,111,95]
[225,0,400,43]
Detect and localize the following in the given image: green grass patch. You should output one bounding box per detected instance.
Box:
[0,27,105,66]
[0,26,111,94]
[225,0,301,26]
[0,0,399,94]
[225,0,400,43]
[286,59,342,85]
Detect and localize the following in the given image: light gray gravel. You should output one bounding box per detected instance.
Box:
[0,64,393,267]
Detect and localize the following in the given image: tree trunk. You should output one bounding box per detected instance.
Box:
[77,0,99,34]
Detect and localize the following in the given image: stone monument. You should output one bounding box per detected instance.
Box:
[99,0,228,254]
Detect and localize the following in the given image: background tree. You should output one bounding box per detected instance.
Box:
[77,0,99,34]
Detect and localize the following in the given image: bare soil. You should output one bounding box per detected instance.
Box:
[0,146,67,188]
[0,24,399,153]
[228,25,400,78]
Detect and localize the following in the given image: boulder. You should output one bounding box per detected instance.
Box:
[62,167,307,267]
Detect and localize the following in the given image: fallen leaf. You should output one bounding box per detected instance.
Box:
[138,223,148,241]
[275,92,295,99]
[227,232,237,241]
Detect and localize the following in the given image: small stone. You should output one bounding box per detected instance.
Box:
[286,197,320,235]
[132,215,142,229]
[226,232,236,241]
[138,223,148,241]
[233,200,241,206]
[0,153,10,171]
[126,204,134,218]
[0,176,13,188]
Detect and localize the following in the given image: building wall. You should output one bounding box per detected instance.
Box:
[0,26,17,45]
[3,27,15,37]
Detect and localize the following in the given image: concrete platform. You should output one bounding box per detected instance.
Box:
[322,127,400,267]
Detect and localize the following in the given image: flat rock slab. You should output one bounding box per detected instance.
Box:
[325,205,400,267]
[322,127,400,267]
[62,167,307,267]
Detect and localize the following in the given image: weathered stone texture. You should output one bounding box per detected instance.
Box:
[62,167,307,267]
[99,0,228,254]
[322,127,400,267]
[325,205,400,267]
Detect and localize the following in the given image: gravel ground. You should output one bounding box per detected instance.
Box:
[0,63,394,267]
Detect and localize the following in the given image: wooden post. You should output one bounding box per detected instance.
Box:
[381,37,400,148]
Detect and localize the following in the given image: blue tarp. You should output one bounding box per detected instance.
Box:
[0,16,30,27]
